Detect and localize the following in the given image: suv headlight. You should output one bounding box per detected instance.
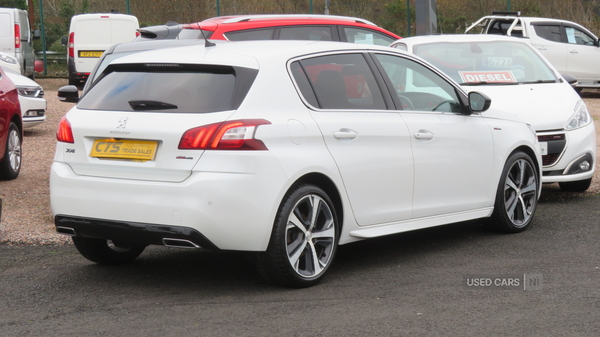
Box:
[565,100,591,130]
[0,54,17,64]
[17,85,44,98]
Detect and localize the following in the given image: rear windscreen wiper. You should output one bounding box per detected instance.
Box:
[128,100,178,110]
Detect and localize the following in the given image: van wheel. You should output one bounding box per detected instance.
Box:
[0,123,22,180]
[256,184,339,288]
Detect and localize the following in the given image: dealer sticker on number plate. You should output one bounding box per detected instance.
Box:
[79,50,104,58]
[91,139,158,161]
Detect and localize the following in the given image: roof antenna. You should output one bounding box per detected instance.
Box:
[198,27,216,47]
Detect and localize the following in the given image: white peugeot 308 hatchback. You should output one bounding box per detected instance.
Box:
[52,40,542,287]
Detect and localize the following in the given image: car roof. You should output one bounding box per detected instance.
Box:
[110,39,403,69]
[198,14,378,27]
[109,38,207,54]
[396,34,532,47]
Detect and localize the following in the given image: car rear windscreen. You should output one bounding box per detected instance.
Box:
[77,64,256,113]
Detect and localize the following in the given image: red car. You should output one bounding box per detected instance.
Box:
[0,66,22,180]
[179,14,401,46]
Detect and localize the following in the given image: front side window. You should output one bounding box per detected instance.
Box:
[374,53,462,113]
[565,27,596,45]
[291,53,386,110]
[279,26,333,41]
[78,64,245,113]
[343,27,396,46]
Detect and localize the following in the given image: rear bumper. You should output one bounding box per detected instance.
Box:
[50,152,288,251]
[55,215,219,250]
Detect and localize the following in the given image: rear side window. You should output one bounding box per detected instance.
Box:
[78,64,257,113]
[534,25,562,42]
[343,27,396,46]
[291,53,386,110]
[279,26,333,41]
[225,28,274,41]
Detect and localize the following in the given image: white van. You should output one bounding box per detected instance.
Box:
[0,7,36,78]
[64,13,139,86]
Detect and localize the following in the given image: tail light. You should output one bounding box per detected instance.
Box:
[68,32,75,58]
[57,116,74,143]
[14,24,20,48]
[179,119,271,150]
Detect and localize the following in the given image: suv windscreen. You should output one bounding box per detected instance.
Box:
[78,64,249,113]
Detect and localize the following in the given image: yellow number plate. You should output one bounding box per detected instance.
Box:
[91,139,158,161]
[79,50,104,58]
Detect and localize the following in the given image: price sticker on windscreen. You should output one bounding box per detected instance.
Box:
[459,70,517,83]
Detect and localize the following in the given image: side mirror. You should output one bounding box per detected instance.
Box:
[32,29,41,40]
[561,74,578,87]
[468,91,491,113]
[58,85,80,103]
[61,36,68,46]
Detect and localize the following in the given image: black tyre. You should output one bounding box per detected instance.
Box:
[559,178,592,192]
[0,122,22,180]
[256,184,339,288]
[72,237,145,265]
[490,151,539,233]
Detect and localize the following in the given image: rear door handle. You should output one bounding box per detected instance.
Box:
[333,129,358,140]
[414,130,434,140]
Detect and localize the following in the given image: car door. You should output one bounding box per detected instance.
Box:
[290,52,414,226]
[530,23,568,73]
[562,24,600,83]
[372,53,496,219]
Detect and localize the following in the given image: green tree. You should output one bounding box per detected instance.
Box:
[0,0,27,10]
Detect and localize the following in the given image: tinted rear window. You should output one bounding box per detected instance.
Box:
[78,64,253,113]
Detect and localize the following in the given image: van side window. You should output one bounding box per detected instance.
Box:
[292,53,386,110]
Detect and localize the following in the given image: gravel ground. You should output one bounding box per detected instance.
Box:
[1,78,599,245]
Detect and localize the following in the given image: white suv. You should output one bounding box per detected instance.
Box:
[53,40,541,287]
[466,12,600,92]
